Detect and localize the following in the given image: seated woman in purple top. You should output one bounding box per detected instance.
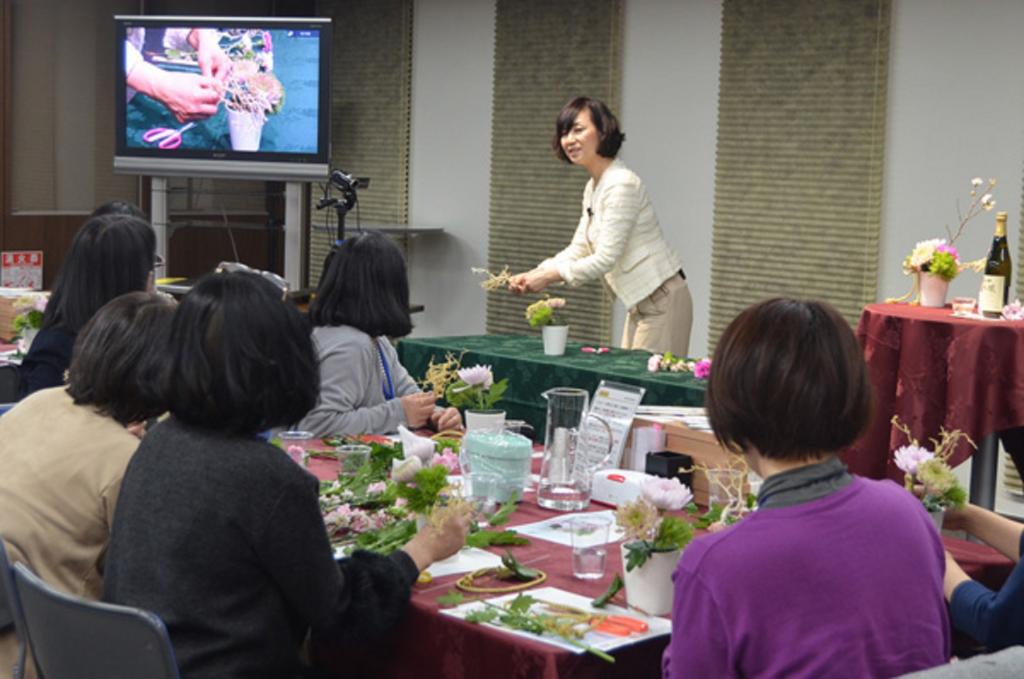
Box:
[663,298,950,679]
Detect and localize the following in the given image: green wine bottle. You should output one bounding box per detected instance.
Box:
[979,211,1012,317]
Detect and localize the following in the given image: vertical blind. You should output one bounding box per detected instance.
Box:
[708,0,891,344]
[309,0,413,287]
[485,0,622,344]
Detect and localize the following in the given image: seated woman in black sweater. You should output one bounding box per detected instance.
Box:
[102,271,469,679]
[19,204,156,398]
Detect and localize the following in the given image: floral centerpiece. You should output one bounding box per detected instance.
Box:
[891,177,996,306]
[445,364,508,412]
[220,30,284,150]
[646,352,711,380]
[525,297,566,328]
[12,293,47,354]
[614,477,695,615]
[891,417,970,528]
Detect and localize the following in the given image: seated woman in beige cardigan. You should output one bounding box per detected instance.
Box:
[509,96,692,356]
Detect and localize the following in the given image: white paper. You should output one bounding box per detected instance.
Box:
[423,547,504,577]
[511,510,625,547]
[581,381,645,469]
[442,586,671,655]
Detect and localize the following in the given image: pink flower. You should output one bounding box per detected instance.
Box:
[936,243,959,261]
[456,365,493,388]
[32,296,47,312]
[366,481,387,495]
[431,448,460,473]
[693,358,712,380]
[647,354,662,373]
[894,445,934,476]
[641,477,694,511]
[285,445,307,465]
[1002,299,1024,321]
[263,31,273,53]
[394,497,409,508]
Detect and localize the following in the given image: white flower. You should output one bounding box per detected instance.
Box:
[981,194,996,210]
[641,477,693,511]
[909,239,945,269]
[894,445,934,476]
[457,365,493,389]
[392,456,422,484]
[971,177,983,187]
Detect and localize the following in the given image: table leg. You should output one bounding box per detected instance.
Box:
[970,434,999,510]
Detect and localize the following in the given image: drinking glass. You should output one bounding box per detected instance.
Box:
[336,444,372,475]
[569,515,611,580]
[951,296,976,316]
[466,471,505,520]
[278,430,314,466]
[706,467,746,509]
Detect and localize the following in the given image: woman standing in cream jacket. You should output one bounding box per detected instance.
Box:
[510,97,692,356]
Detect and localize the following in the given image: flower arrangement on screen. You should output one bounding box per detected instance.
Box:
[646,352,711,380]
[525,297,566,328]
[445,364,508,411]
[891,416,971,512]
[221,30,284,121]
[616,477,695,571]
[890,177,995,302]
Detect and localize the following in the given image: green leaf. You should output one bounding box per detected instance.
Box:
[487,492,520,527]
[693,504,723,529]
[465,530,529,549]
[653,516,693,551]
[591,573,624,608]
[485,378,509,409]
[500,550,541,580]
[465,608,500,624]
[506,594,538,615]
[623,541,652,572]
[684,502,700,515]
[436,590,465,608]
[395,464,450,515]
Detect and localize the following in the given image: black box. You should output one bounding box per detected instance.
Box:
[646,451,693,485]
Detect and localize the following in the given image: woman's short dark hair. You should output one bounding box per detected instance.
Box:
[66,291,174,425]
[90,200,147,220]
[42,214,156,334]
[166,271,318,435]
[706,298,873,461]
[309,231,412,338]
[552,97,625,163]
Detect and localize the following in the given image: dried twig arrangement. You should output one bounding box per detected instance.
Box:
[472,266,513,291]
[891,415,976,461]
[419,350,466,398]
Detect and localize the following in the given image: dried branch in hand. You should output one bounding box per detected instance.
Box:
[473,266,513,291]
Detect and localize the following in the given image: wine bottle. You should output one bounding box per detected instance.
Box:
[979,211,1012,317]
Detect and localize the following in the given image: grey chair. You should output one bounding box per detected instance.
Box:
[12,563,179,679]
[0,539,25,679]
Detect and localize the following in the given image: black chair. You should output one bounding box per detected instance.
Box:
[0,364,18,407]
[12,563,179,679]
[0,539,25,679]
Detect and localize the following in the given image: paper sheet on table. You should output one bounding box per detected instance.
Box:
[442,586,671,655]
[511,510,625,547]
[424,547,503,577]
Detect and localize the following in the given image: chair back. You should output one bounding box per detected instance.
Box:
[0,364,19,407]
[0,539,25,679]
[12,563,179,679]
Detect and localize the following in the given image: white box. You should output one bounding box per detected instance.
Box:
[591,469,654,508]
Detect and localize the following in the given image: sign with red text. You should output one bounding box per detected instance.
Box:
[1,251,43,289]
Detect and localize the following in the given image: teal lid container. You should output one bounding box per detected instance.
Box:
[462,431,533,501]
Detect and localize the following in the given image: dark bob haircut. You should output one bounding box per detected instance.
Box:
[89,200,147,220]
[42,214,156,334]
[309,231,412,338]
[165,271,319,435]
[66,291,174,425]
[552,97,625,163]
[705,298,873,461]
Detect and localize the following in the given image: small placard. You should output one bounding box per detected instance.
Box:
[2,251,43,289]
[578,380,646,469]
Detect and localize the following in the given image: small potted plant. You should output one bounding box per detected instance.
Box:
[615,477,695,616]
[445,364,509,432]
[12,293,47,354]
[891,416,970,531]
[526,297,568,356]
[222,30,284,151]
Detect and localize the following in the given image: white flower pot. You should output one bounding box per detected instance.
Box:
[227,108,264,151]
[919,273,949,308]
[465,409,506,433]
[928,508,945,533]
[620,547,681,617]
[542,325,569,356]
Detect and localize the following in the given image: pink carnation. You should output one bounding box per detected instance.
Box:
[935,243,959,260]
[366,481,387,495]
[641,477,693,511]
[431,448,460,473]
[647,354,662,373]
[693,358,712,380]
[894,445,934,476]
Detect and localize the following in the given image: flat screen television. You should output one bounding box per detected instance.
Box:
[114,16,331,181]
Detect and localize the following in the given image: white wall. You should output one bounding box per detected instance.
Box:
[619,0,722,357]
[406,0,495,338]
[881,0,1024,302]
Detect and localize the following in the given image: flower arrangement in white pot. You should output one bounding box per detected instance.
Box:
[891,416,970,531]
[526,297,568,356]
[221,30,284,151]
[445,364,509,432]
[614,477,695,616]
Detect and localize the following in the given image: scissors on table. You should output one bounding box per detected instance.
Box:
[540,601,649,637]
[142,122,196,149]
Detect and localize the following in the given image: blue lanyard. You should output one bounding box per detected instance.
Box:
[376,338,395,400]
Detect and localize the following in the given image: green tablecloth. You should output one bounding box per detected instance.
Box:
[397,334,707,437]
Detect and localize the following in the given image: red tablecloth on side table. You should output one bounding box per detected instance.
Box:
[843,303,1024,482]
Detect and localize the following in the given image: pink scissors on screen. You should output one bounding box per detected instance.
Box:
[142,122,196,149]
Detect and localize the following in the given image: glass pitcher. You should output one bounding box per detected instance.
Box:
[537,387,613,511]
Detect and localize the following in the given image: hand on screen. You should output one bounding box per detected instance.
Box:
[192,29,232,87]
[156,72,223,123]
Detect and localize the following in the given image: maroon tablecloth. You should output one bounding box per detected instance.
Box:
[843,303,1024,481]
[304,453,1013,679]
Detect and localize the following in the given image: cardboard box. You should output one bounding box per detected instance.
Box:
[630,417,748,506]
[0,297,18,342]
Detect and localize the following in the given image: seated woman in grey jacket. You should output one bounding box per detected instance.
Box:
[298,231,461,436]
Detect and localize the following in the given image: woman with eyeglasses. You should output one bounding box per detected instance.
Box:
[297,231,462,436]
[103,272,469,678]
[508,97,692,356]
[18,203,157,398]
